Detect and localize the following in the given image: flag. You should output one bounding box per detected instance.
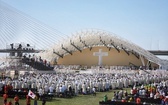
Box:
[28,90,36,99]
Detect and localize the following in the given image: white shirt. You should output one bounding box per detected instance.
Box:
[49,86,54,93]
[150,92,153,98]
[59,86,64,93]
[44,85,49,93]
[39,88,43,96]
[92,87,96,92]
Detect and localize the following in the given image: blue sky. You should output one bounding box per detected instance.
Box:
[1,0,168,59]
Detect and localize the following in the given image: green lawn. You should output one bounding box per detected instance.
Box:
[0,88,130,105]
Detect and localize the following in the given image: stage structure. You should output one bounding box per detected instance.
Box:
[0,42,54,78]
[38,29,168,70]
[3,43,37,67]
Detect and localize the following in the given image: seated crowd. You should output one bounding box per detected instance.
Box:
[0,69,168,105]
[100,80,168,105]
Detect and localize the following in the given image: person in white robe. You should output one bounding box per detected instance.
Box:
[0,80,3,91]
[27,79,31,89]
[102,81,106,91]
[100,80,103,92]
[97,81,101,92]
[82,83,86,94]
[49,85,54,93]
[44,84,49,94]
[31,82,37,90]
[116,79,120,89]
[77,82,82,93]
[55,85,60,95]
[92,86,96,96]
[90,81,93,93]
[74,84,78,95]
[38,87,44,100]
[106,81,110,91]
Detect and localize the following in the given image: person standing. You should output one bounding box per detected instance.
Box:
[26,95,31,105]
[3,93,8,105]
[82,82,86,95]
[4,85,9,94]
[103,95,108,102]
[38,87,43,100]
[92,87,96,96]
[34,96,38,105]
[136,97,141,105]
[42,97,46,105]
[7,100,12,105]
[14,95,19,105]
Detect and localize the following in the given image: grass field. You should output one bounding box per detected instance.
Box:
[0,88,130,105]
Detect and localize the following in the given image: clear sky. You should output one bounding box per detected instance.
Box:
[1,0,168,59]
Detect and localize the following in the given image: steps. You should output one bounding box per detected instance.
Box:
[22,58,54,70]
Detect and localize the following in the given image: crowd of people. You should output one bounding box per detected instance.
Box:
[2,91,45,105]
[107,80,168,104]
[1,69,168,105]
[3,93,20,105]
